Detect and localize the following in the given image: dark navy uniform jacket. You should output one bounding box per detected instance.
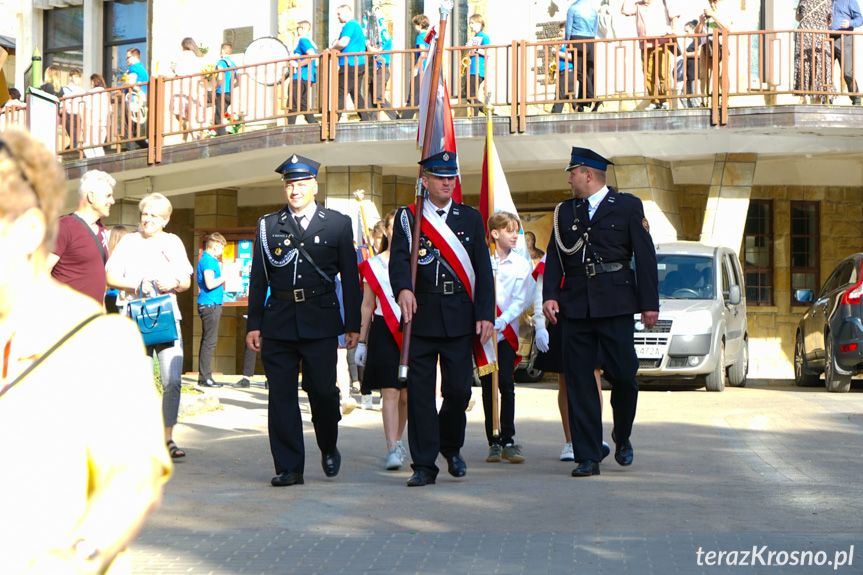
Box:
[389,202,495,337]
[543,188,658,319]
[247,202,361,340]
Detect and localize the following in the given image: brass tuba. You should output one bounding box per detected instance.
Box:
[548,61,558,84]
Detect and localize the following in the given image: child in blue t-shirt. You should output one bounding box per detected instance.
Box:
[551,22,577,114]
[466,14,490,116]
[197,233,227,388]
[401,14,431,119]
[367,15,398,120]
[288,20,319,125]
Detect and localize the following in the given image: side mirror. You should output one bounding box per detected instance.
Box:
[795,289,814,303]
[727,284,741,305]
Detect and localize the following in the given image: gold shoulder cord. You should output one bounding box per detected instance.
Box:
[553,201,584,256]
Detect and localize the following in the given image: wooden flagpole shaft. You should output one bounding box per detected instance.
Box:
[486,100,500,437]
[398,3,451,382]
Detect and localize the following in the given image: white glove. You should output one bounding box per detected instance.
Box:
[494,317,507,332]
[535,326,550,353]
[355,342,367,367]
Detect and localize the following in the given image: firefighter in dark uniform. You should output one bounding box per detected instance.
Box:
[542,147,659,477]
[389,151,495,487]
[246,154,361,486]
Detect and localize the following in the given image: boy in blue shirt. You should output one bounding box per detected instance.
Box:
[465,14,490,116]
[197,233,227,388]
[400,14,430,120]
[212,43,236,135]
[368,16,398,120]
[551,22,576,113]
[332,4,371,121]
[288,20,319,125]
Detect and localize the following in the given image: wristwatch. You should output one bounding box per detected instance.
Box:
[73,538,100,562]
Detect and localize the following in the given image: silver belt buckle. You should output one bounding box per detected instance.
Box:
[443,281,454,295]
[585,263,597,278]
[294,289,306,302]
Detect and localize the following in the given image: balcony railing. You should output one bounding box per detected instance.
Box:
[1,29,858,163]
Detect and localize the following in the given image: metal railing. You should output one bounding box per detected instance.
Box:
[1,29,859,163]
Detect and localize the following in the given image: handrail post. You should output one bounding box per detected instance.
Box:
[320,50,330,141]
[147,75,161,164]
[720,33,729,125]
[711,28,719,125]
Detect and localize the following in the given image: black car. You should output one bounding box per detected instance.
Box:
[794,253,863,392]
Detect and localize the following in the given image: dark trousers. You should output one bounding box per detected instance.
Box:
[467,73,484,116]
[551,65,576,113]
[63,111,80,148]
[261,336,340,475]
[337,64,371,121]
[570,35,596,102]
[197,304,222,380]
[407,334,474,477]
[400,73,423,119]
[480,339,516,445]
[369,65,398,119]
[211,92,232,135]
[122,111,147,150]
[243,343,257,377]
[562,314,638,463]
[287,79,317,124]
[832,34,860,103]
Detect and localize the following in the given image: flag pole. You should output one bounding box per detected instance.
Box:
[398,0,453,382]
[353,189,375,256]
[485,95,501,438]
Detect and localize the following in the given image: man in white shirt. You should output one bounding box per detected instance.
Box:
[481,211,532,464]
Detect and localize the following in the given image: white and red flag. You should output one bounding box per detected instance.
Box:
[417,26,462,202]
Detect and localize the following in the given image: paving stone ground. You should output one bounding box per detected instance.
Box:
[130,379,863,574]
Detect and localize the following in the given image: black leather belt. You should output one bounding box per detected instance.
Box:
[566,261,631,278]
[271,284,335,303]
[415,281,466,295]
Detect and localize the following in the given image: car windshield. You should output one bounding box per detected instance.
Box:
[657,255,715,299]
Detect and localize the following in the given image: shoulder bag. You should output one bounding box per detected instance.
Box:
[128,282,179,346]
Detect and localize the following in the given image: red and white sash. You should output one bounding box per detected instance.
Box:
[408,203,497,375]
[358,256,403,351]
[496,304,521,370]
[532,254,546,281]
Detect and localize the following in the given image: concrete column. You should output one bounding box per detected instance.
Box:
[82,0,101,81]
[192,189,239,380]
[609,156,681,244]
[699,153,757,249]
[382,174,417,216]
[324,165,385,242]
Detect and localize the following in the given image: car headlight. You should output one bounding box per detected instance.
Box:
[678,310,713,334]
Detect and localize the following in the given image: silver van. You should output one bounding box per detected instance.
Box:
[634,242,749,391]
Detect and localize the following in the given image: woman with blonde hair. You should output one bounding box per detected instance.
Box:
[171,37,206,140]
[106,192,194,459]
[0,129,171,573]
[40,65,63,97]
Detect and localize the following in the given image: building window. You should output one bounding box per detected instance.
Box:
[43,6,84,76]
[790,201,820,305]
[103,0,148,87]
[743,199,773,305]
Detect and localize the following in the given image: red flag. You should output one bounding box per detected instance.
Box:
[417,26,462,202]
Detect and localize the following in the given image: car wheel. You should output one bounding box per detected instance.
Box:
[727,338,748,387]
[514,366,544,383]
[793,331,820,387]
[825,335,852,393]
[704,342,726,392]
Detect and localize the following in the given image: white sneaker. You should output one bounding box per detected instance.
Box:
[466,395,476,412]
[396,440,407,461]
[560,442,574,461]
[361,394,373,410]
[386,449,403,470]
